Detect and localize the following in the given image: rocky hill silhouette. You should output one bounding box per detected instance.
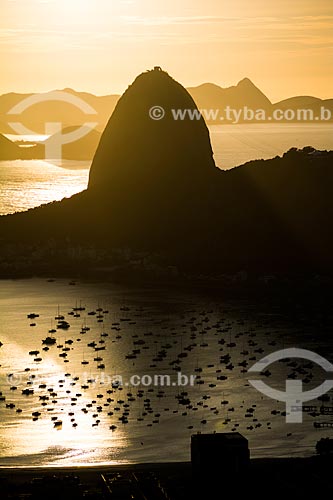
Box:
[89,68,217,192]
[0,69,332,277]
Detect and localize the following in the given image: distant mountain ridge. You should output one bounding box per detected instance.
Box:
[0,78,331,134]
[187,78,273,111]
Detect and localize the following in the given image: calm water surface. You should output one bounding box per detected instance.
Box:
[0,279,331,467]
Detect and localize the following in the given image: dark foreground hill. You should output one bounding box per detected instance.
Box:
[0,455,332,499]
[0,69,332,278]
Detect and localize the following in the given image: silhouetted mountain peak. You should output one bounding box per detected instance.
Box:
[60,87,76,94]
[88,67,217,194]
[195,82,224,92]
[234,77,272,106]
[237,77,255,88]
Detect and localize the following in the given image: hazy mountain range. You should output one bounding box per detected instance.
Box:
[0,78,332,135]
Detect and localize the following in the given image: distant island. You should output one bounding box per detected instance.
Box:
[0,68,332,282]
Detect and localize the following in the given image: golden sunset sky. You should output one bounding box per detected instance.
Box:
[1,0,332,101]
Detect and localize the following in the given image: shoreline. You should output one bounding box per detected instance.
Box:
[0,454,325,470]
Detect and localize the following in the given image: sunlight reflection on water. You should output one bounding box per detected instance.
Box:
[0,279,331,466]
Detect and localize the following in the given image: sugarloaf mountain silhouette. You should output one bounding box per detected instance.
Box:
[1,68,332,274]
